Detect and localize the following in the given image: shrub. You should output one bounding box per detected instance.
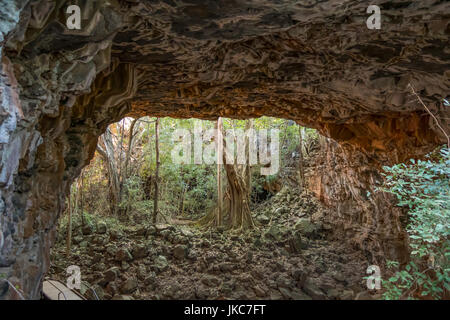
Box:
[379,147,449,299]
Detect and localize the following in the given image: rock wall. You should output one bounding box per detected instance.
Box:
[0,0,448,299]
[308,140,410,266]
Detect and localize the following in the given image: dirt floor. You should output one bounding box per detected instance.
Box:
[48,187,380,300]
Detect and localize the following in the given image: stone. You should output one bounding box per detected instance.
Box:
[73,236,83,244]
[279,287,292,299]
[79,241,88,249]
[294,218,321,238]
[340,289,355,300]
[256,214,270,225]
[173,245,187,260]
[147,226,157,236]
[121,261,130,271]
[326,288,340,300]
[180,228,194,238]
[269,290,283,300]
[93,263,106,272]
[154,255,168,272]
[136,226,147,237]
[291,291,312,300]
[137,264,147,281]
[253,285,266,297]
[218,262,234,273]
[97,222,107,234]
[355,291,375,300]
[274,207,288,216]
[106,282,118,296]
[143,270,157,284]
[264,225,282,241]
[289,231,307,252]
[109,230,122,241]
[302,277,326,300]
[106,245,118,257]
[131,244,148,260]
[155,224,171,233]
[120,278,138,294]
[115,248,133,262]
[276,274,291,288]
[112,295,134,300]
[103,267,120,283]
[331,272,346,283]
[82,225,93,235]
[292,270,307,286]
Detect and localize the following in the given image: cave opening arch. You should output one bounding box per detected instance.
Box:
[0,0,448,300]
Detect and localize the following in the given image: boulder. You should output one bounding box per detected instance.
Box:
[73,235,83,244]
[154,255,168,272]
[294,218,321,238]
[340,289,355,300]
[201,275,221,287]
[103,267,120,283]
[180,228,194,238]
[256,214,270,225]
[82,224,93,235]
[289,231,308,252]
[115,248,133,262]
[253,285,266,297]
[137,264,147,281]
[135,226,147,237]
[279,287,292,299]
[173,245,188,260]
[326,288,340,300]
[97,222,107,234]
[355,291,376,300]
[264,225,282,241]
[302,277,326,300]
[120,278,138,294]
[131,244,148,260]
[290,290,312,300]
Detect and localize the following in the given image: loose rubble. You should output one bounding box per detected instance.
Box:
[49,188,377,300]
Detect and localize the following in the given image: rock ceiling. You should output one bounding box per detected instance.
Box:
[5,0,450,160]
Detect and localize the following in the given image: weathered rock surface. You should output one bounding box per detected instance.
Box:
[0,0,449,299]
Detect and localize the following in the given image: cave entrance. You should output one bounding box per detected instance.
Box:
[47,116,369,300]
[0,0,447,301]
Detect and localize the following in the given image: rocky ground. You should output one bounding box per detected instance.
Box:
[49,187,379,300]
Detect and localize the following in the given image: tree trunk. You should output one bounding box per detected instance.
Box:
[66,193,72,257]
[298,125,305,192]
[197,119,254,230]
[223,160,254,229]
[153,118,160,224]
[217,119,254,229]
[97,128,121,216]
[216,117,223,226]
[124,118,139,178]
[244,119,254,202]
[80,171,85,226]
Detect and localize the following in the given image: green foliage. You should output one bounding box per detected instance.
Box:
[379,147,450,299]
[120,175,153,217]
[64,116,318,223]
